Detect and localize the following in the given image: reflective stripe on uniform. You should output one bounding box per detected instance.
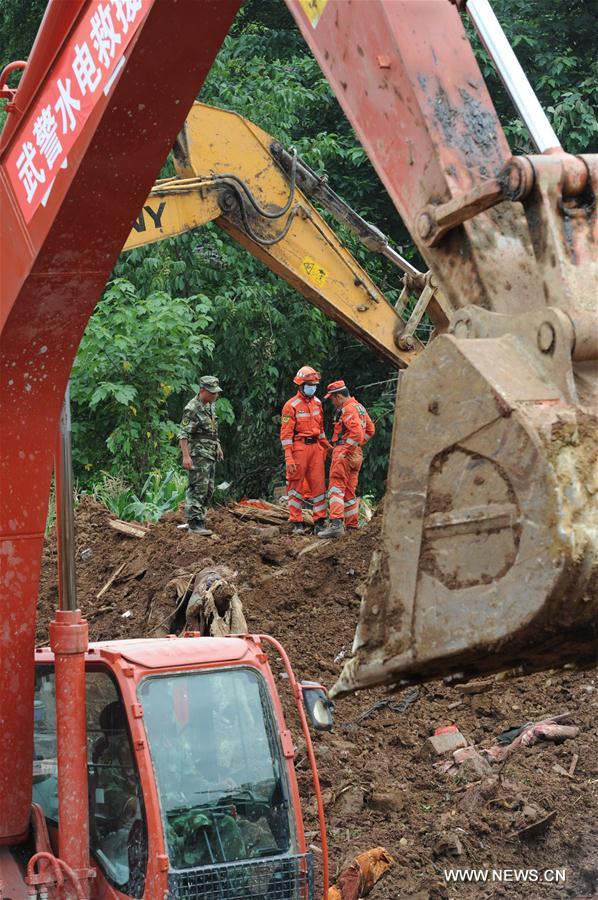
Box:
[346,438,359,446]
[288,489,303,499]
[290,398,302,407]
[344,499,358,509]
[312,493,326,503]
[281,438,293,446]
[296,411,312,418]
[319,432,326,438]
[313,502,327,513]
[329,486,344,497]
[288,499,303,510]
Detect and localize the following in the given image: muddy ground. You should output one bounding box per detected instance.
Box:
[38,498,598,898]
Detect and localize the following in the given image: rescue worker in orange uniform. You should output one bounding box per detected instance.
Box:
[280,366,332,535]
[317,380,375,539]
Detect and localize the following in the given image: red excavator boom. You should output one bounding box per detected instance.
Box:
[0,0,242,847]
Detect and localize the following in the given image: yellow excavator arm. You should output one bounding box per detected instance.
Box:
[123,102,438,368]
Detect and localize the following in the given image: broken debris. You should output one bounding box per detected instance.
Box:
[484,714,579,763]
[108,518,149,538]
[328,846,393,900]
[186,565,248,636]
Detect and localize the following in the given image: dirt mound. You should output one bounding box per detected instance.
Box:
[38,498,598,898]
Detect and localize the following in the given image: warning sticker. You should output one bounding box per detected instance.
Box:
[301,256,329,287]
[298,0,329,28]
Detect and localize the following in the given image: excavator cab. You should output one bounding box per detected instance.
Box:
[32,637,318,899]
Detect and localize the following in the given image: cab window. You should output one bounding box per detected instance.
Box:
[33,667,147,897]
[139,666,293,869]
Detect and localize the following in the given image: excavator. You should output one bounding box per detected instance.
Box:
[123,101,440,369]
[0,0,596,898]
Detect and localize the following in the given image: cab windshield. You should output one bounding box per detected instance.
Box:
[138,667,292,869]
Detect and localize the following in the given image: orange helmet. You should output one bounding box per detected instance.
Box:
[324,379,347,398]
[293,365,321,385]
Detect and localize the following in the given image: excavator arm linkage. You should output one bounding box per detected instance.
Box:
[124,102,431,369]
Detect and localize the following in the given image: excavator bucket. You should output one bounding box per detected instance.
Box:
[331,196,598,698]
[332,325,597,696]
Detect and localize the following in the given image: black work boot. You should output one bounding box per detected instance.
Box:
[313,520,328,536]
[291,522,308,535]
[316,519,345,539]
[188,518,212,535]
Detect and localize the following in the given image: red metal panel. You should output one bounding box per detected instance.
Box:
[284,0,545,313]
[287,0,510,225]
[0,0,242,844]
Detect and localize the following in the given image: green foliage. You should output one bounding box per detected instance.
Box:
[86,469,187,523]
[70,277,215,487]
[469,0,597,154]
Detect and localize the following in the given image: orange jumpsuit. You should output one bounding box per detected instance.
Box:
[280,392,328,522]
[329,397,375,527]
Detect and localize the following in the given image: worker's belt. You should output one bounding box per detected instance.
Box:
[295,435,318,444]
[334,439,346,446]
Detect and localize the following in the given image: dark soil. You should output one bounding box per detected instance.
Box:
[38,498,598,898]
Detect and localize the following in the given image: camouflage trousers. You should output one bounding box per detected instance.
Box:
[185,456,216,523]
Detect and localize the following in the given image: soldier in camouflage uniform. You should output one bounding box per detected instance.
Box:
[179,375,224,535]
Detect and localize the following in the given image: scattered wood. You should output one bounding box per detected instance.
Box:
[96,562,126,599]
[230,501,313,527]
[454,677,495,695]
[108,518,149,538]
[569,753,579,776]
[88,604,115,619]
[297,539,325,558]
[515,809,557,840]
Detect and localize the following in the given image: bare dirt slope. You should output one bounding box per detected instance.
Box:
[38,498,598,898]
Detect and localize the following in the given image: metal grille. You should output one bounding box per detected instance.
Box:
[168,852,314,900]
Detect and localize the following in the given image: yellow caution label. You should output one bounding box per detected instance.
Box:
[301,256,329,287]
[299,0,329,28]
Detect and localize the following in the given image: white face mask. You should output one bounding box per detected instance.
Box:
[303,384,318,397]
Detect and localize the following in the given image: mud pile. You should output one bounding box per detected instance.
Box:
[38,498,598,898]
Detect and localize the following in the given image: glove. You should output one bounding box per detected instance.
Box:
[285,454,298,477]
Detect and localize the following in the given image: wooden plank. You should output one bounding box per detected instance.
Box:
[97,562,127,599]
[108,519,149,538]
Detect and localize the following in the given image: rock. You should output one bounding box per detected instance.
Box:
[426,730,467,757]
[250,524,281,540]
[210,533,221,542]
[368,791,403,814]
[433,831,463,859]
[332,784,368,815]
[453,747,493,781]
[399,837,408,847]
[458,775,500,812]
[471,694,495,716]
[260,543,287,565]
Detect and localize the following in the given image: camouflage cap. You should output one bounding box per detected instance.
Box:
[199,375,223,394]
